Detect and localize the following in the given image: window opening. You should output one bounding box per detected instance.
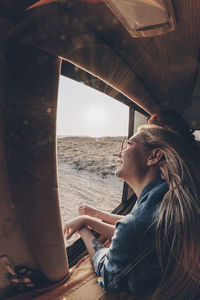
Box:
[57,75,129,246]
[134,110,148,133]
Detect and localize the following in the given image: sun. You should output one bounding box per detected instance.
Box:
[85,106,108,127]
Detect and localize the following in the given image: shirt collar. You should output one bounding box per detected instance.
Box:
[136,176,165,205]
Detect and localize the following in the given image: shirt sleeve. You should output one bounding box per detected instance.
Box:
[91,180,168,293]
[92,213,141,291]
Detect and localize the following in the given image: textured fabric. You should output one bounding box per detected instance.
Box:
[92,176,169,296]
[33,256,134,300]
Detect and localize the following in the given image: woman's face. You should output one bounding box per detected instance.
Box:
[115,133,150,184]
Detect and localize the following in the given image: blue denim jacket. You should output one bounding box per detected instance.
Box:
[92,176,169,296]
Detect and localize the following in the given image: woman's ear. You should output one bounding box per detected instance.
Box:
[147,148,164,166]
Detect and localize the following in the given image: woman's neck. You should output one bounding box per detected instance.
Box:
[129,170,159,197]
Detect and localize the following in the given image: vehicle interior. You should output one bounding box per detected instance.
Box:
[0,0,200,298]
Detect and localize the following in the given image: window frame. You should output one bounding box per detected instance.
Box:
[60,62,149,266]
[66,109,148,267]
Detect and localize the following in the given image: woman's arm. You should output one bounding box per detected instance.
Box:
[78,226,105,259]
[64,215,115,240]
[79,204,124,225]
[80,215,139,292]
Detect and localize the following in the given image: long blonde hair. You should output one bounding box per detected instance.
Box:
[138,125,200,300]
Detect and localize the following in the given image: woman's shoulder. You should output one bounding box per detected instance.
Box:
[136,178,169,209]
[115,179,168,234]
[148,180,169,202]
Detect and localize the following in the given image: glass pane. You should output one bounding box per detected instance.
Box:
[57,76,129,246]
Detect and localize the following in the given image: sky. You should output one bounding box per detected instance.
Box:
[57,76,129,137]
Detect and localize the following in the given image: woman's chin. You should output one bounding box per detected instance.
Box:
[115,165,123,178]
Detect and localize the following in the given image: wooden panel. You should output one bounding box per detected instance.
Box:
[64,0,200,115]
[5,46,68,282]
[2,0,200,119]
[6,2,157,113]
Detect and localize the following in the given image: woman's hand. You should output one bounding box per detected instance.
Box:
[79,204,97,217]
[64,216,85,240]
[78,203,123,225]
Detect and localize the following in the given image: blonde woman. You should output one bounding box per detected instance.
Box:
[64,125,200,300]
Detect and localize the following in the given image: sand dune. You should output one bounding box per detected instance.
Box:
[57,136,123,178]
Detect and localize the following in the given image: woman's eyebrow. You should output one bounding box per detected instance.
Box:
[129,135,142,143]
[128,138,135,143]
[129,136,138,142]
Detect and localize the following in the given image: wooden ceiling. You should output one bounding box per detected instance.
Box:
[1,0,200,128]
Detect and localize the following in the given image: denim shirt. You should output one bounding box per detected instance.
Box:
[92,176,169,296]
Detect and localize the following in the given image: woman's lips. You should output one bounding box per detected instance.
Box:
[117,159,123,166]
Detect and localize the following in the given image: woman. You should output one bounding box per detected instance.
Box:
[64,125,200,300]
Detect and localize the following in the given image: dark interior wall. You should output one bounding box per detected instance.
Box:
[0,44,69,293]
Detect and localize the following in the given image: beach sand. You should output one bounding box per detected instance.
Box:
[57,136,124,245]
